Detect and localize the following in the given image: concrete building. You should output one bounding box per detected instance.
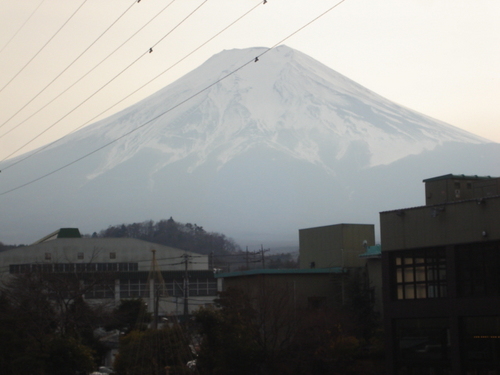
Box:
[380,174,500,375]
[299,223,376,269]
[215,267,345,310]
[216,223,379,313]
[0,228,217,317]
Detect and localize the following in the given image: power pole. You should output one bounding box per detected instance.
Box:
[183,253,189,322]
[261,245,270,269]
[147,249,167,330]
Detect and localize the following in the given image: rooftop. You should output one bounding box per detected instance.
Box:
[215,267,344,278]
[32,228,82,245]
[423,174,496,183]
[359,244,382,258]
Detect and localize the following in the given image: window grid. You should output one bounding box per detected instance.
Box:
[394,248,447,300]
[84,280,115,299]
[457,242,500,297]
[9,262,138,274]
[120,279,149,298]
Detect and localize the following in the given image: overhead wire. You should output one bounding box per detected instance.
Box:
[0,0,90,94]
[0,56,256,196]
[0,0,179,146]
[0,0,348,195]
[0,0,207,162]
[1,0,263,171]
[0,0,139,132]
[0,0,47,56]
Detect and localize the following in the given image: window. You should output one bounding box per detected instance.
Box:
[120,279,149,298]
[84,280,115,299]
[188,278,217,296]
[110,252,116,259]
[396,318,450,363]
[45,253,51,260]
[118,263,138,272]
[394,248,447,300]
[166,280,184,297]
[457,242,500,297]
[97,263,118,272]
[77,252,84,260]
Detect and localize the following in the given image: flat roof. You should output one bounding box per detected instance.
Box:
[298,223,374,231]
[380,194,500,214]
[423,174,496,183]
[359,245,382,258]
[215,267,344,278]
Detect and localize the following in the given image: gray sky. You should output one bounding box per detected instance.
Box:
[0,0,498,162]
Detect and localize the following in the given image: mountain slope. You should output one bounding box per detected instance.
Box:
[56,45,486,176]
[0,45,497,246]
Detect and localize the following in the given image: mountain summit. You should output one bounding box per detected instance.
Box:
[73,45,485,179]
[0,46,497,246]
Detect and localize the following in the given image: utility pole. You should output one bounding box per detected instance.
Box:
[148,249,167,330]
[261,245,270,269]
[183,253,189,322]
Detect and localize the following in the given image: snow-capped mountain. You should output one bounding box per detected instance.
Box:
[0,45,498,246]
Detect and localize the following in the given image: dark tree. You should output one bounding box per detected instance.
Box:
[107,298,151,334]
[195,289,263,375]
[114,326,193,375]
[96,218,241,256]
[0,268,115,374]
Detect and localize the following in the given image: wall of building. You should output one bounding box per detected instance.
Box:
[424,175,500,206]
[381,196,500,251]
[221,271,345,310]
[0,238,209,274]
[381,178,500,374]
[0,237,214,317]
[299,224,375,269]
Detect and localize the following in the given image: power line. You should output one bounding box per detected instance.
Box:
[0,0,348,195]
[0,0,138,132]
[0,0,179,144]
[0,0,207,161]
[1,0,263,171]
[0,0,47,56]
[0,55,255,196]
[0,0,90,94]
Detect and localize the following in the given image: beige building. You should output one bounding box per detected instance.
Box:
[299,223,376,269]
[216,223,381,314]
[0,228,217,317]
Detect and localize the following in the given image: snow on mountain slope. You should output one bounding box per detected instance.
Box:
[0,45,496,246]
[61,45,486,180]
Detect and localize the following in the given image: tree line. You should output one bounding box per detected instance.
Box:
[91,217,241,256]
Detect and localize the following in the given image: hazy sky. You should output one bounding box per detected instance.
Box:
[0,0,498,162]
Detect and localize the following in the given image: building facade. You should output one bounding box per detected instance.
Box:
[216,267,346,310]
[0,228,218,317]
[380,175,500,375]
[299,223,376,269]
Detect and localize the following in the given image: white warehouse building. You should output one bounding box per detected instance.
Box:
[0,228,218,318]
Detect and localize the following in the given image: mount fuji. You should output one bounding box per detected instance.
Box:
[1,45,499,247]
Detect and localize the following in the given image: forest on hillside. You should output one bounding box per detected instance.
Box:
[90,217,241,256]
[91,218,298,271]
